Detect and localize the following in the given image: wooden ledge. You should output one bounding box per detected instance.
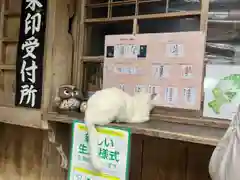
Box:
[111,121,225,146]
[151,114,229,129]
[0,106,43,129]
[46,112,227,146]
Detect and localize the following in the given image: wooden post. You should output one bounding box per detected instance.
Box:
[200,0,210,33]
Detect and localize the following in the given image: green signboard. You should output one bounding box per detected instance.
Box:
[68,120,131,180]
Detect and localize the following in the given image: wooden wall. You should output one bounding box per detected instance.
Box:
[0,123,44,180]
[0,122,70,180]
[138,136,214,180]
[0,123,214,180]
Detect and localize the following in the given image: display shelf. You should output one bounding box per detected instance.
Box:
[47,111,228,146]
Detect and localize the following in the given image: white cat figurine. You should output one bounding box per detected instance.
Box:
[84,87,157,171]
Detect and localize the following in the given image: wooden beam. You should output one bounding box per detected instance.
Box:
[42,0,75,113]
[85,11,201,23]
[72,0,87,90]
[0,106,43,128]
[4,11,21,16]
[0,64,15,70]
[86,0,164,8]
[72,0,81,86]
[0,0,5,65]
[41,0,56,114]
[1,38,18,43]
[82,56,104,62]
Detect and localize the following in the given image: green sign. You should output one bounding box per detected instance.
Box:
[68,120,131,180]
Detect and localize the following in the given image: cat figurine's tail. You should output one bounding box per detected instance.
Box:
[85,120,103,171]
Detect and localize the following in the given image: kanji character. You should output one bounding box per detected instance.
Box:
[22,36,39,59]
[98,148,108,160]
[84,133,89,143]
[78,144,88,155]
[19,84,37,107]
[108,150,120,162]
[25,13,42,35]
[26,0,43,11]
[98,137,114,148]
[20,60,38,83]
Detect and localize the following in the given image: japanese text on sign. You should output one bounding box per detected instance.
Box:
[69,121,131,180]
[15,0,47,109]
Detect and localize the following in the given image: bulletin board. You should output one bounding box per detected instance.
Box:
[103,32,205,110]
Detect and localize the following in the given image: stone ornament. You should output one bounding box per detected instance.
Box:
[54,85,84,112]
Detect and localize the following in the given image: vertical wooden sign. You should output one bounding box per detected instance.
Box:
[15,0,47,109]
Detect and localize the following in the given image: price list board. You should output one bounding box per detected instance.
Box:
[103,32,205,110]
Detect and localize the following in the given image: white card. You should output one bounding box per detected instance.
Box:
[134,84,146,93]
[114,44,139,58]
[164,87,178,104]
[183,87,196,105]
[181,65,193,78]
[114,44,124,58]
[124,44,139,58]
[115,67,137,75]
[148,85,160,95]
[166,43,184,58]
[152,64,170,79]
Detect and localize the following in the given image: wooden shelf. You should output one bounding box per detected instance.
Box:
[152,114,229,129]
[85,11,201,23]
[0,106,43,129]
[46,111,228,146]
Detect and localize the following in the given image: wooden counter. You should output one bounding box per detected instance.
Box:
[47,112,228,146]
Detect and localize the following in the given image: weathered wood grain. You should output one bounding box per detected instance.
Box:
[0,123,43,180]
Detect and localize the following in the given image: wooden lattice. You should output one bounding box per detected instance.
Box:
[72,0,209,96]
[0,0,21,106]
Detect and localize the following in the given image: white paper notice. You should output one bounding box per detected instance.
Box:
[181,65,193,78]
[148,85,160,95]
[152,64,170,79]
[166,43,184,58]
[134,84,146,93]
[114,44,139,59]
[164,87,178,104]
[183,87,196,105]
